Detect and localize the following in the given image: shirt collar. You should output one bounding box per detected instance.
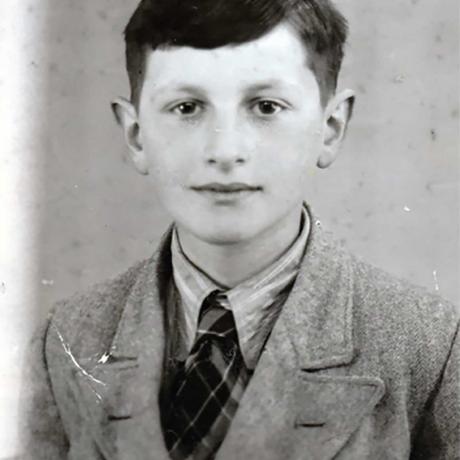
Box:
[171,205,310,368]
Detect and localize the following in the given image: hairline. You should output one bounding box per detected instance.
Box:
[128,27,336,111]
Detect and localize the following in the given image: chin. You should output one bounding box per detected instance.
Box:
[197,229,254,246]
[190,220,262,247]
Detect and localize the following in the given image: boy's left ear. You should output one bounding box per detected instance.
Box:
[317,89,355,169]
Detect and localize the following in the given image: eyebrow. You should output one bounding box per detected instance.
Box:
[154,79,294,95]
[243,80,291,92]
[154,84,206,97]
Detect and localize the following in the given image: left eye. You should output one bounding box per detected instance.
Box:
[252,100,284,116]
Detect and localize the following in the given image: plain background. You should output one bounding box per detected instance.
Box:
[1,1,459,457]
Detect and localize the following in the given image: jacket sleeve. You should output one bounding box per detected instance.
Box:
[20,317,69,459]
[411,320,460,460]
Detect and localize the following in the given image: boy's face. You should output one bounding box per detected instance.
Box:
[114,24,353,246]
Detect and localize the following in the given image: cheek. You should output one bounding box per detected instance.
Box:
[139,114,204,178]
[141,125,192,182]
[259,121,321,176]
[140,142,184,200]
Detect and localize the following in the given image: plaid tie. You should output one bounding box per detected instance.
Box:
[164,290,250,460]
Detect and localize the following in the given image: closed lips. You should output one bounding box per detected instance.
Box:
[191,183,263,193]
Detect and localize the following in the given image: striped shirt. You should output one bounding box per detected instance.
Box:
[171,206,310,370]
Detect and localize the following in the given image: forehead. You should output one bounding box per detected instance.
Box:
[141,23,319,97]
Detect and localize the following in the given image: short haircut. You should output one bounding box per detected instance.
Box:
[124,0,348,108]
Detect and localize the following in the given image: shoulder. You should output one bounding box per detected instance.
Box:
[348,252,458,381]
[310,223,458,342]
[350,253,458,337]
[43,257,150,361]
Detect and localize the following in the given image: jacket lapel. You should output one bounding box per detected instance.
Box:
[70,233,173,460]
[218,216,384,460]
[70,213,385,460]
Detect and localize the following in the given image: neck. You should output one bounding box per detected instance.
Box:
[176,206,303,288]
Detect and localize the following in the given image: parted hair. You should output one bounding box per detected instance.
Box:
[124,0,348,107]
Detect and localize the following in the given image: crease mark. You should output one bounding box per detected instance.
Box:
[51,323,107,387]
[432,270,440,292]
[98,352,110,364]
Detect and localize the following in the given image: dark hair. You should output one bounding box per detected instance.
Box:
[124,0,348,107]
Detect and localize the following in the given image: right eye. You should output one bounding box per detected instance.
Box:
[171,101,203,117]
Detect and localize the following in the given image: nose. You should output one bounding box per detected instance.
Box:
[204,117,250,170]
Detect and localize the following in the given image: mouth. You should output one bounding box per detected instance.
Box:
[191,182,263,193]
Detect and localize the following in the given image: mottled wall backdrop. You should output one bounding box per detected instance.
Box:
[37,0,459,309]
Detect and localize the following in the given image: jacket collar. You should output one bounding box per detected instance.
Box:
[70,208,375,460]
[110,206,354,370]
[280,211,355,370]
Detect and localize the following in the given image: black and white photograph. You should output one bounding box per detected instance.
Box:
[1,1,459,459]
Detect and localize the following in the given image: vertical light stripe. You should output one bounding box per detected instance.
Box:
[0,1,47,456]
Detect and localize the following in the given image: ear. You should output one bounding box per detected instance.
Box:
[111,97,149,175]
[317,89,355,169]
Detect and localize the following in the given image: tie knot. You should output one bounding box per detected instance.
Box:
[195,290,236,342]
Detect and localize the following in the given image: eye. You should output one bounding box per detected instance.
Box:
[252,100,285,117]
[171,101,203,117]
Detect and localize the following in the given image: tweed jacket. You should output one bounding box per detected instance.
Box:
[21,221,459,460]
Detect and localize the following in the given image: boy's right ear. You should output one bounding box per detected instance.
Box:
[111,97,149,175]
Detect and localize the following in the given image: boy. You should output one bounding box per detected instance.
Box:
[23,0,459,459]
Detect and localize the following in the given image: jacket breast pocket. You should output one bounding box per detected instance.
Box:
[293,373,385,460]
